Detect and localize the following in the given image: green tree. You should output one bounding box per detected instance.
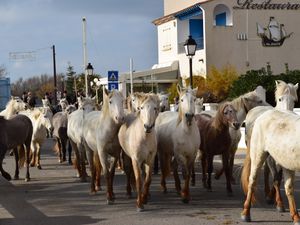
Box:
[66,62,76,98]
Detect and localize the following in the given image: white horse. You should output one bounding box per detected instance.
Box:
[158,92,170,112]
[242,80,298,212]
[83,88,125,202]
[118,94,160,211]
[67,97,96,181]
[0,97,27,119]
[59,98,69,112]
[52,104,76,164]
[28,110,53,169]
[155,85,200,203]
[241,109,300,225]
[194,97,204,114]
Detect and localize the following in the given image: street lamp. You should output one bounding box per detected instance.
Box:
[184,35,197,88]
[85,62,94,96]
[90,77,101,105]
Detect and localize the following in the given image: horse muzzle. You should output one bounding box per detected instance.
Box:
[232,122,241,130]
[185,113,194,126]
[144,124,154,133]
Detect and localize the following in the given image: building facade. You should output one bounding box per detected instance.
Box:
[153,0,300,80]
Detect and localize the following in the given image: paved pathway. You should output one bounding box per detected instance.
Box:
[0,138,299,225]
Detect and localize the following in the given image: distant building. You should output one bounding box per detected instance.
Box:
[117,0,300,95]
[153,0,300,81]
[0,78,11,110]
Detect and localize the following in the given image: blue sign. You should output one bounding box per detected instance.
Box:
[108,82,119,91]
[108,71,118,82]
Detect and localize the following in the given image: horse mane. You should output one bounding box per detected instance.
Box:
[230,90,256,111]
[275,80,298,102]
[177,88,192,126]
[102,90,122,116]
[211,102,231,130]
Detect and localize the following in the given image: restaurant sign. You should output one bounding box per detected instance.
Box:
[233,0,300,10]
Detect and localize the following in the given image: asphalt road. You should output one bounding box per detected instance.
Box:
[0,138,299,225]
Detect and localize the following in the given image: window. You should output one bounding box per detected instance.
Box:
[213,4,232,26]
[216,12,226,26]
[189,19,204,49]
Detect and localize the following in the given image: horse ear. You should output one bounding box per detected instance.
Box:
[176,84,182,95]
[103,87,109,97]
[294,83,299,91]
[275,80,285,87]
[199,97,204,104]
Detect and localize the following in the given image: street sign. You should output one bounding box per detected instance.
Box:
[108,82,119,91]
[108,70,119,91]
[108,71,118,82]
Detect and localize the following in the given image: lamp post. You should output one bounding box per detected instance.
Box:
[184,35,197,88]
[90,77,101,105]
[85,62,94,96]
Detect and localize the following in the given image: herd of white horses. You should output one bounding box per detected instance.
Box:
[0,80,300,224]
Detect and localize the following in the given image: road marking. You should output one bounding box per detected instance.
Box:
[0,205,14,218]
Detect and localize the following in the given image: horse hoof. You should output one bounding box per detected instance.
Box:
[25,177,30,182]
[106,199,114,205]
[37,165,42,170]
[136,206,144,212]
[276,206,285,212]
[241,214,251,222]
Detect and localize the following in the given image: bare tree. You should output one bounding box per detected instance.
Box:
[0,65,7,78]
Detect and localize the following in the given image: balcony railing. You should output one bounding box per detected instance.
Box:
[178,37,204,54]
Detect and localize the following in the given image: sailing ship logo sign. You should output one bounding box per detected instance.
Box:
[257,17,293,47]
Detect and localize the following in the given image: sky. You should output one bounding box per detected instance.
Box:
[0,0,163,82]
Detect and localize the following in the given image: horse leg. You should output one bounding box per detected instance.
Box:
[24,143,31,182]
[123,152,133,198]
[241,151,268,222]
[229,149,237,184]
[13,147,19,180]
[191,164,196,186]
[0,144,11,180]
[283,169,300,225]
[36,143,42,169]
[30,142,36,167]
[69,140,81,178]
[85,145,96,194]
[160,152,169,193]
[67,139,72,165]
[61,137,67,162]
[94,152,102,191]
[181,160,192,204]
[206,155,213,191]
[264,159,272,202]
[142,163,152,205]
[132,159,143,212]
[222,152,232,195]
[79,144,88,182]
[172,158,181,195]
[56,138,63,163]
[201,151,208,189]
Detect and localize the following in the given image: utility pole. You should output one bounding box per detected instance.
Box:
[52,45,57,105]
[82,17,88,96]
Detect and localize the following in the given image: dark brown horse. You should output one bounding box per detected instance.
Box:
[0,115,33,181]
[195,102,239,195]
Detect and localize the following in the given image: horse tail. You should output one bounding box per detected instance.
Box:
[52,139,59,155]
[241,142,256,204]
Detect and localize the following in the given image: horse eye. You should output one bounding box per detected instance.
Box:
[141,107,144,110]
[181,99,183,102]
[279,98,282,102]
[109,101,112,104]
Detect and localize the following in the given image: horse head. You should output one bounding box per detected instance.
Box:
[42,98,50,108]
[177,85,197,126]
[275,80,298,111]
[78,97,96,113]
[65,104,77,114]
[103,88,125,124]
[158,93,170,112]
[139,94,160,133]
[59,98,69,111]
[219,103,240,130]
[10,97,27,112]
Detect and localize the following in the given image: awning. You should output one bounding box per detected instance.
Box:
[175,4,202,20]
[120,61,179,83]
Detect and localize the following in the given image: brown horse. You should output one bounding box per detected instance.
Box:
[0,115,33,181]
[195,102,239,195]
